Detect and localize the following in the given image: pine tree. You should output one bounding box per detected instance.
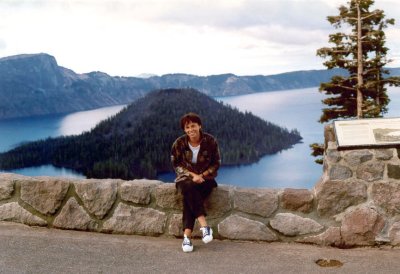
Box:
[311,0,400,163]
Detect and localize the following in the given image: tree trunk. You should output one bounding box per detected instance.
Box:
[356,1,363,118]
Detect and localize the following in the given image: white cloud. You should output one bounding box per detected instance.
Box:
[0,0,398,76]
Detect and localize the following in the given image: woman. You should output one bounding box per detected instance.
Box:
[171,112,221,252]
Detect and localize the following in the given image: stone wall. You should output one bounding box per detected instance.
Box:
[1,124,400,247]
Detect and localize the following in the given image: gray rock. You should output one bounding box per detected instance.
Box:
[343,150,373,166]
[155,183,183,210]
[53,198,97,231]
[387,164,400,180]
[74,179,118,219]
[329,164,352,180]
[389,221,400,245]
[340,205,385,247]
[120,179,161,205]
[168,214,183,237]
[0,174,15,200]
[218,214,278,241]
[375,149,394,160]
[326,149,342,163]
[356,162,384,182]
[297,227,342,247]
[315,179,367,217]
[0,202,47,226]
[270,213,323,236]
[102,203,166,235]
[371,181,400,215]
[20,177,70,215]
[233,188,278,217]
[280,188,313,213]
[206,185,232,218]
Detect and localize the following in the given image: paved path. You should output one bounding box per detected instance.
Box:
[1,221,400,274]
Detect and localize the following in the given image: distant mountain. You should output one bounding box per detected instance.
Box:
[0,88,302,179]
[0,53,399,120]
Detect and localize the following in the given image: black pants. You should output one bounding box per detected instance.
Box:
[176,179,217,231]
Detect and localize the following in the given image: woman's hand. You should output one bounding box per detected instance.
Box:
[191,173,205,184]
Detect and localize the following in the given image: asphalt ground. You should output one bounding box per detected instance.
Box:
[1,221,400,274]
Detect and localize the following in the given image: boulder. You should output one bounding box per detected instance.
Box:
[297,227,342,247]
[53,198,97,231]
[270,213,323,236]
[389,221,400,246]
[0,174,15,200]
[340,205,385,247]
[154,183,182,210]
[74,179,118,219]
[280,188,313,213]
[343,150,373,166]
[102,203,167,235]
[120,179,161,205]
[20,177,70,215]
[205,185,232,218]
[328,164,352,180]
[0,202,47,226]
[375,149,394,160]
[315,179,367,217]
[371,182,400,215]
[218,214,278,241]
[168,214,183,237]
[356,162,384,182]
[233,188,278,217]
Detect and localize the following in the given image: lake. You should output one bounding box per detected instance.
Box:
[1,86,400,188]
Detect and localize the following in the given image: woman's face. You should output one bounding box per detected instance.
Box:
[184,121,201,141]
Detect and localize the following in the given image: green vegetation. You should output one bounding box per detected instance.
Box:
[311,0,400,164]
[0,88,301,179]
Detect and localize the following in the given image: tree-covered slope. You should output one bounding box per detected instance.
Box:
[0,88,302,179]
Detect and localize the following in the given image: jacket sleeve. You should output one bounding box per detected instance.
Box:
[204,137,221,178]
[170,139,190,177]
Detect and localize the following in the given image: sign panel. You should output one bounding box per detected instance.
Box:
[334,117,400,147]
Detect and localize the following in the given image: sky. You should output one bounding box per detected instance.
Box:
[0,0,399,77]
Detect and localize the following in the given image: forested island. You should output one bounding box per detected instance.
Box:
[0,88,302,179]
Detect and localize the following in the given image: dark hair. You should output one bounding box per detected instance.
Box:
[180,112,202,130]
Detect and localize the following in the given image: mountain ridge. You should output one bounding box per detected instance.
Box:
[1,53,399,120]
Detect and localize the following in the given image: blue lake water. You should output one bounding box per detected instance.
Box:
[1,87,400,189]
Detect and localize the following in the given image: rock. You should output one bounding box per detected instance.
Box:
[20,177,70,215]
[120,179,161,205]
[389,221,400,245]
[297,227,342,247]
[270,213,323,236]
[168,214,183,237]
[387,164,400,180]
[102,203,166,235]
[340,205,385,247]
[371,182,400,215]
[326,148,341,163]
[53,198,97,231]
[280,188,313,213]
[324,124,336,143]
[329,164,352,180]
[74,179,117,219]
[206,185,232,218]
[233,188,278,217]
[375,149,394,160]
[315,179,367,217]
[154,183,182,210]
[0,174,15,200]
[218,214,278,241]
[343,150,373,166]
[356,162,384,182]
[0,202,47,226]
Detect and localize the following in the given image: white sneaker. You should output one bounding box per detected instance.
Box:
[182,235,193,252]
[200,226,213,244]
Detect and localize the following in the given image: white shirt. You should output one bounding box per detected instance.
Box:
[188,143,200,164]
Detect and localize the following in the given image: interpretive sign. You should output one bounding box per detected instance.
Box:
[334,117,400,147]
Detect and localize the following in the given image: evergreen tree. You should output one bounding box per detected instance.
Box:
[311,0,399,164]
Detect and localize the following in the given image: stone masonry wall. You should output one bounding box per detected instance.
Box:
[1,124,400,247]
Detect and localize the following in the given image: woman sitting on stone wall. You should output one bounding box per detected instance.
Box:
[171,112,221,252]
